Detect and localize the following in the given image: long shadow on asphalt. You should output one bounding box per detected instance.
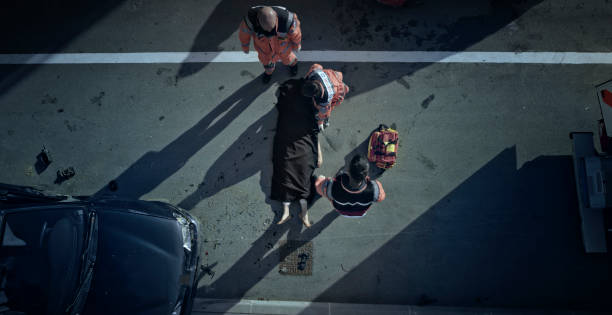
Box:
[198,209,340,299]
[93,76,268,198]
[185,108,387,307]
[176,0,543,93]
[176,78,316,213]
[297,147,612,311]
[178,79,342,303]
[176,106,277,211]
[0,0,544,99]
[0,0,126,96]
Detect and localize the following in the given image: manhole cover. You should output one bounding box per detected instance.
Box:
[279,240,313,276]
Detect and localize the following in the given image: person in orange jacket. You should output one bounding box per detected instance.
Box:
[239,6,302,84]
[302,63,350,131]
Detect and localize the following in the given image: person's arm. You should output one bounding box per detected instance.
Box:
[372,180,386,202]
[315,175,333,201]
[239,19,252,54]
[317,137,323,167]
[331,71,348,108]
[315,107,329,131]
[287,13,302,51]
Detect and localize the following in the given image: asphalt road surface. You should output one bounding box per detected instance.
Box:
[1,0,611,312]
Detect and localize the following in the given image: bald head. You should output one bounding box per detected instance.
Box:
[257,6,277,32]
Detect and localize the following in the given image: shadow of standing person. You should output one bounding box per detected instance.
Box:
[178,78,318,215]
[94,76,269,199]
[176,0,258,80]
[177,106,277,211]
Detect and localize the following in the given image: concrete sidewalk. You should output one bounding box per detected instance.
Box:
[192,299,606,315]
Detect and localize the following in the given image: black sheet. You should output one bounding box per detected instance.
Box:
[271,79,318,202]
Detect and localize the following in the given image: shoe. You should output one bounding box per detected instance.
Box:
[289,64,298,76]
[262,73,272,84]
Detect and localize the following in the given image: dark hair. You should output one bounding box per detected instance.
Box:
[301,80,320,98]
[349,154,369,182]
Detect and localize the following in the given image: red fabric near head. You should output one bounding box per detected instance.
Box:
[602,89,612,107]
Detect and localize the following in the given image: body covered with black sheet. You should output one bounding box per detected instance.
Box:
[271,79,318,202]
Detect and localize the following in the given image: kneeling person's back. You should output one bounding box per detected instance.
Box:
[315,155,385,217]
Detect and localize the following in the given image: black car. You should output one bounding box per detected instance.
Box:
[0,184,203,315]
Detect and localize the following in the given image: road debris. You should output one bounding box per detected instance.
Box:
[108,180,118,192]
[55,167,75,184]
[35,146,52,174]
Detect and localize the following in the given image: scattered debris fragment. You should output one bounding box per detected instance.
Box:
[37,146,52,166]
[297,253,309,271]
[421,94,435,109]
[156,67,172,75]
[200,263,217,280]
[24,166,33,177]
[59,168,75,178]
[90,91,105,106]
[41,94,57,104]
[35,146,52,174]
[55,167,75,184]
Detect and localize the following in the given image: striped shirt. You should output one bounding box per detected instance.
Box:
[315,173,385,217]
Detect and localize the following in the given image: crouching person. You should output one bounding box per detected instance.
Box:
[302,63,349,131]
[314,154,385,217]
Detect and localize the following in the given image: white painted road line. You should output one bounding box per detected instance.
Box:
[2,51,612,64]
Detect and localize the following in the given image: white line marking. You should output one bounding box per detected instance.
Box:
[1,51,612,64]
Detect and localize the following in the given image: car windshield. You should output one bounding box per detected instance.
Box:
[0,208,86,314]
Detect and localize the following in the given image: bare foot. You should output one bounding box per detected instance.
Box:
[277,214,290,225]
[277,204,290,225]
[299,212,312,228]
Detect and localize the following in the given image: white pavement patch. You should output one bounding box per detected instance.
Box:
[2,51,612,64]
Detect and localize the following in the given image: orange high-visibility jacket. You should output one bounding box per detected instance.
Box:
[239,6,302,61]
[305,64,349,127]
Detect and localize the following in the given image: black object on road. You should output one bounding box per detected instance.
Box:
[55,167,75,184]
[58,167,75,179]
[271,79,318,203]
[35,146,53,174]
[262,72,272,84]
[108,180,118,192]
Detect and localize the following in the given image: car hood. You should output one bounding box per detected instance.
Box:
[83,210,186,315]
